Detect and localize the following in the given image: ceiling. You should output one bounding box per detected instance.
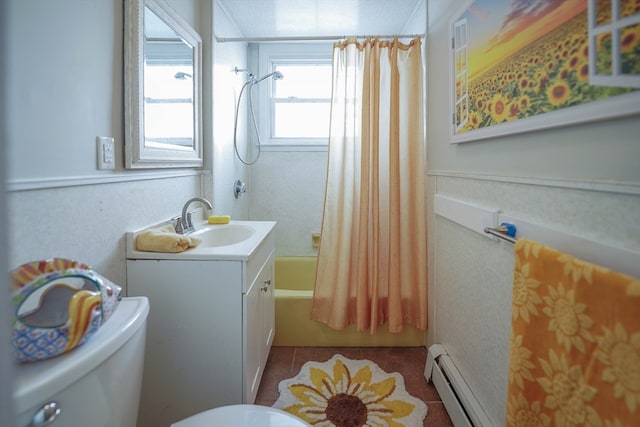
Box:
[215,0,424,39]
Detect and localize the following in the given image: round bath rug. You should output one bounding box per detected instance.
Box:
[273,354,428,427]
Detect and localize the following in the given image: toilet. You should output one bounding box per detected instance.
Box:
[13,295,308,427]
[171,404,310,426]
[13,297,150,427]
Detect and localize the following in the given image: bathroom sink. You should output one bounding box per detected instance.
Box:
[191,224,255,247]
[126,220,277,261]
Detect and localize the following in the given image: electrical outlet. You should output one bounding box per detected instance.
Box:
[97,136,115,170]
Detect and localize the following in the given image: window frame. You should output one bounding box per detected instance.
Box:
[257,43,333,150]
[452,18,469,133]
[587,0,640,88]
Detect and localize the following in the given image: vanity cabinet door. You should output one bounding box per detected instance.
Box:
[243,250,275,403]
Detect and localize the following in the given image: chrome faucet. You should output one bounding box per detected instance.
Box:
[175,197,213,234]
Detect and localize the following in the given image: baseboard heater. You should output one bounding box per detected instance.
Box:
[424,344,493,427]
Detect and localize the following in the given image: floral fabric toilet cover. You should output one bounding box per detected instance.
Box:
[10,258,122,362]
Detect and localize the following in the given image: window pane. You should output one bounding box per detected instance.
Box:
[621,23,640,75]
[143,63,194,146]
[620,0,639,19]
[596,31,613,75]
[596,0,612,26]
[144,64,193,100]
[274,64,332,98]
[144,102,193,145]
[273,102,330,138]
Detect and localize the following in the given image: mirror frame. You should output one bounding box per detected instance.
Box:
[124,0,203,168]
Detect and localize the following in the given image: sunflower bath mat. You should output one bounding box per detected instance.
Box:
[273,354,428,427]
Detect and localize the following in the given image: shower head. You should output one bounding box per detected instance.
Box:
[252,71,284,84]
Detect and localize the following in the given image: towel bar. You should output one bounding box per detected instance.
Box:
[484,223,517,244]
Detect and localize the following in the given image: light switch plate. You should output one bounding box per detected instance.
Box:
[97,136,115,170]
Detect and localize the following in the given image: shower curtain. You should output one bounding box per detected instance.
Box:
[311,36,427,334]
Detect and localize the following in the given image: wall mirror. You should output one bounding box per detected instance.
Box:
[124,0,203,168]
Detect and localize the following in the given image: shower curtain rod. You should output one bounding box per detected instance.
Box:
[215,34,424,43]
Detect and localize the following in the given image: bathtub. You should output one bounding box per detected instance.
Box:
[274,256,425,347]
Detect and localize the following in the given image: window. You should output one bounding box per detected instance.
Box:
[587,0,640,88]
[143,40,194,148]
[272,62,332,139]
[258,44,333,147]
[144,63,194,147]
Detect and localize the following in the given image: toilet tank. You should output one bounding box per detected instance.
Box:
[13,297,149,427]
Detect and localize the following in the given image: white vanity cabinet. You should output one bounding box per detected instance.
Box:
[126,225,275,427]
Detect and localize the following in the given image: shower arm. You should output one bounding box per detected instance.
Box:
[233,66,283,84]
[252,71,284,84]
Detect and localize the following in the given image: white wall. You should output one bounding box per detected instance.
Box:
[211,1,250,219]
[249,150,327,256]
[5,0,209,288]
[246,41,330,256]
[246,41,332,256]
[426,0,640,424]
[7,0,118,180]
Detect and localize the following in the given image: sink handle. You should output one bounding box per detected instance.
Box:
[174,216,185,234]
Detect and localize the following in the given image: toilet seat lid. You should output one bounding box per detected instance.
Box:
[171,404,310,427]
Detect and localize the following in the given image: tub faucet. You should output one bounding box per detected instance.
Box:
[175,197,213,234]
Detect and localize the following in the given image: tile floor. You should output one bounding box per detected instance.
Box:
[255,346,454,426]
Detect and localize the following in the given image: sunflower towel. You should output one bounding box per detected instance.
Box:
[506,238,640,427]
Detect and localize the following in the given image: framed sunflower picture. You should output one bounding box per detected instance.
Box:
[450,0,640,143]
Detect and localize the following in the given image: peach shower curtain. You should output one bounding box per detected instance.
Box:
[311,37,427,333]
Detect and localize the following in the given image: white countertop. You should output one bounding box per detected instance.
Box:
[126,220,277,261]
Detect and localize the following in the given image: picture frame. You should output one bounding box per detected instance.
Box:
[450,0,640,144]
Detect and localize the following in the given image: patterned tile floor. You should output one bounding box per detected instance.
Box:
[255,346,454,426]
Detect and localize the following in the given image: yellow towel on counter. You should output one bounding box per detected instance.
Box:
[135,224,201,253]
[506,238,640,427]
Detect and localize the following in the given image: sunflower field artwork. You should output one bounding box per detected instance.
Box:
[451,0,640,142]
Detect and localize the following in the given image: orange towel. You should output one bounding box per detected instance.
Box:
[135,224,201,253]
[506,238,640,427]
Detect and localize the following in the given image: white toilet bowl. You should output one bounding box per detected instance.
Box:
[171,404,310,427]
